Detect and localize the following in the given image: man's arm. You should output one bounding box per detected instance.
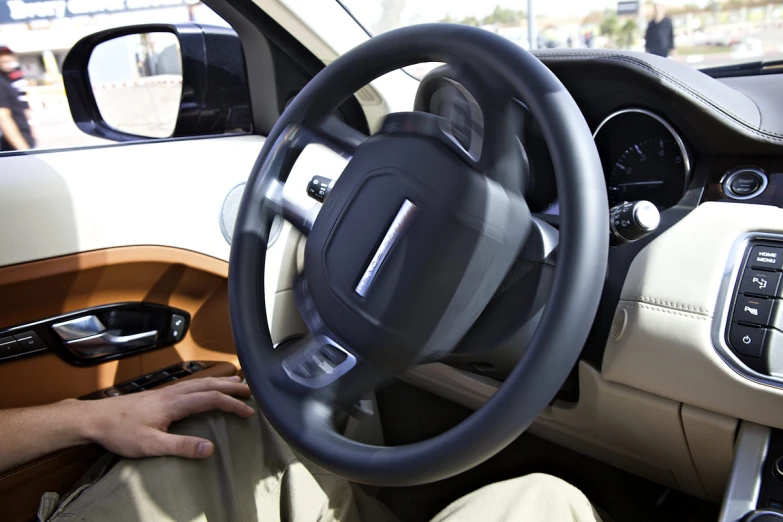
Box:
[0,376,254,474]
[0,108,30,150]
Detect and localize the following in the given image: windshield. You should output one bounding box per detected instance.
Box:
[339,0,783,76]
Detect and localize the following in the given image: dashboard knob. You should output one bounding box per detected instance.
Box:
[610,200,661,244]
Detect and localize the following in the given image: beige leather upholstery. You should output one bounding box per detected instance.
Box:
[603,201,783,429]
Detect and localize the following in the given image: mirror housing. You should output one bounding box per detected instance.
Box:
[63,23,252,142]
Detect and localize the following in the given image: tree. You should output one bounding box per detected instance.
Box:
[439,4,526,28]
[582,10,604,24]
[617,19,637,48]
[599,14,619,39]
[472,5,526,26]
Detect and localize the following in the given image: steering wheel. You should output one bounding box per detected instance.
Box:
[229,24,608,487]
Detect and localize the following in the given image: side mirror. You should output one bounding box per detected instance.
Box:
[62,23,252,141]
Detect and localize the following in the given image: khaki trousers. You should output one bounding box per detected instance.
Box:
[42,400,602,522]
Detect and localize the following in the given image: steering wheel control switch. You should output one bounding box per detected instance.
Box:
[307,176,333,203]
[725,240,783,371]
[722,168,769,201]
[281,336,356,389]
[609,200,660,244]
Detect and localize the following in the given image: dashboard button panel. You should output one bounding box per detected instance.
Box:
[726,239,783,370]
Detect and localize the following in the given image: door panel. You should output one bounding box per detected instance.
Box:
[0,133,310,519]
[0,136,263,267]
[0,246,237,408]
[0,132,310,408]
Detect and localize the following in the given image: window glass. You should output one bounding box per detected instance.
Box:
[340,0,783,78]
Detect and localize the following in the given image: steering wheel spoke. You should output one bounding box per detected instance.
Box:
[261,124,354,235]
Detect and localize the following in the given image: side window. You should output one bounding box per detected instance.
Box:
[0,1,251,155]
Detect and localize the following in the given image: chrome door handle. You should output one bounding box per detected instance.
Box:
[52,315,106,341]
[64,329,158,359]
[52,315,158,359]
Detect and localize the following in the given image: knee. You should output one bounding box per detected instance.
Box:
[508,473,586,500]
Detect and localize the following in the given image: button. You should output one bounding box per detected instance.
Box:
[307,176,333,203]
[290,362,314,379]
[729,323,767,357]
[119,381,140,393]
[151,370,169,381]
[105,388,121,397]
[739,270,781,297]
[749,245,783,270]
[139,371,170,386]
[0,336,20,358]
[321,345,348,365]
[734,295,774,326]
[12,331,47,352]
[170,314,186,341]
[305,356,326,376]
[186,361,206,373]
[730,172,761,196]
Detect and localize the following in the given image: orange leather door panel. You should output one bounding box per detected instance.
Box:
[0,246,238,408]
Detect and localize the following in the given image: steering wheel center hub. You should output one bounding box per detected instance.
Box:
[305,133,514,366]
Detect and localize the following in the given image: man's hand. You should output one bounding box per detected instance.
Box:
[85,376,254,459]
[0,376,254,473]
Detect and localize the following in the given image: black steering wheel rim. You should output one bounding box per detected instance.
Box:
[229,24,608,486]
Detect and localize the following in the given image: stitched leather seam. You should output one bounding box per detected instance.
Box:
[0,447,82,482]
[625,296,711,315]
[620,300,713,320]
[540,53,783,142]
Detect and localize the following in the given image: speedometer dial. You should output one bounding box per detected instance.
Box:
[594,108,691,211]
[607,137,686,208]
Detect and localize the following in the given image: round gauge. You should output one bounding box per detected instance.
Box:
[594,109,690,210]
[607,137,686,208]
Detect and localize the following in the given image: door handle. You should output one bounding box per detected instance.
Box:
[52,315,159,359]
[65,329,159,359]
[52,315,106,341]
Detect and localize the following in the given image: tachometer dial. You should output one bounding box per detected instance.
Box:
[607,137,686,208]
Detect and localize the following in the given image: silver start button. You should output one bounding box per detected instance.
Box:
[722,168,768,200]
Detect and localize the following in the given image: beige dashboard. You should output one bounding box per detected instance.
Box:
[604,201,783,429]
[404,201,783,504]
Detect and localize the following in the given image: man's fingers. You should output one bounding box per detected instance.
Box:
[166,376,251,398]
[150,431,215,459]
[169,390,255,421]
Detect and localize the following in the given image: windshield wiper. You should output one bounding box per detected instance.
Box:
[701,59,783,79]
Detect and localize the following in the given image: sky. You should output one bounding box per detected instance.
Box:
[340,0,713,28]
